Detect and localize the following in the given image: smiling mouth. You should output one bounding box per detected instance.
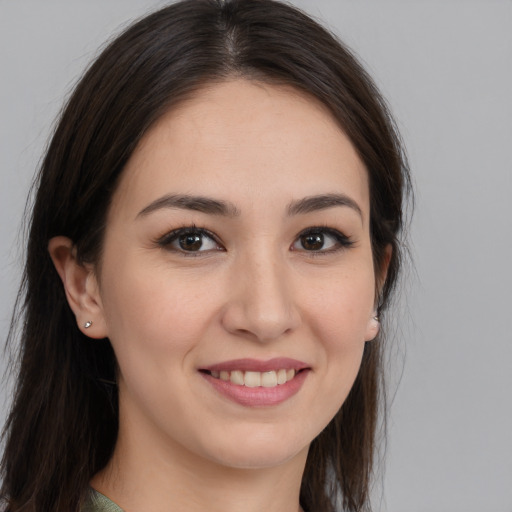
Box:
[202,369,302,388]
[199,359,310,406]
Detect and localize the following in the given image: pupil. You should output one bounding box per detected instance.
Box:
[179,234,202,251]
[302,233,324,250]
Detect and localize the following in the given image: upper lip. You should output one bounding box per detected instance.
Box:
[201,358,309,373]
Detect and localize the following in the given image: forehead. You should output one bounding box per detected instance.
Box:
[110,79,369,222]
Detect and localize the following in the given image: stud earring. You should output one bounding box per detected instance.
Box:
[84,321,93,329]
[365,314,381,342]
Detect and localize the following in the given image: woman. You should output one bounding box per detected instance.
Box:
[1,1,410,511]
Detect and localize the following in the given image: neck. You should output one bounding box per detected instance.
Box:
[91,418,308,512]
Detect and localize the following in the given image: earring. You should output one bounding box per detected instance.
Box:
[84,321,93,329]
[366,314,380,341]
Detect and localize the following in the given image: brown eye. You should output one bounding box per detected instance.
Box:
[291,227,354,253]
[300,233,324,251]
[157,227,221,253]
[179,234,203,251]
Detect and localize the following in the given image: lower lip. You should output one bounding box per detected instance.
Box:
[200,370,309,407]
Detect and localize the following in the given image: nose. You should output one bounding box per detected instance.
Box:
[221,250,301,343]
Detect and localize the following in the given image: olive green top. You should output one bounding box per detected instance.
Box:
[82,489,124,512]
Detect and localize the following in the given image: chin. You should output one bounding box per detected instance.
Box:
[210,446,307,471]
[196,426,311,470]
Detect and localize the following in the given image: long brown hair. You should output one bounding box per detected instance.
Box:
[1,1,411,511]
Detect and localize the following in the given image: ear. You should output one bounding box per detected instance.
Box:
[365,244,393,342]
[48,236,108,339]
[375,244,392,298]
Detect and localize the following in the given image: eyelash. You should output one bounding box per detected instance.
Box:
[292,226,355,255]
[156,225,223,256]
[155,225,354,256]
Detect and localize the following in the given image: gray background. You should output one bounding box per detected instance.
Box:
[1,1,511,510]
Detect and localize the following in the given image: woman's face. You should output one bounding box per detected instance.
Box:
[94,79,380,470]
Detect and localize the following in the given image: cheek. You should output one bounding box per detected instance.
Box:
[104,251,203,320]
[98,265,222,424]
[301,264,374,403]
[98,258,221,371]
[304,264,376,344]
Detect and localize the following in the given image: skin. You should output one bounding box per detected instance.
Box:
[49,79,382,512]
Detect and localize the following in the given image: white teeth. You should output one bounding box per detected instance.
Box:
[230,370,244,386]
[261,371,278,387]
[210,368,299,387]
[244,371,261,388]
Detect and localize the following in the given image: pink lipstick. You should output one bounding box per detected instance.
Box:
[199,358,310,407]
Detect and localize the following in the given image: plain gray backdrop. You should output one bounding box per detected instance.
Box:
[1,1,511,511]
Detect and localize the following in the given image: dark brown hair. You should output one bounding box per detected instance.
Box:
[1,1,410,511]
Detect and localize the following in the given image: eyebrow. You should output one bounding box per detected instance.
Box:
[287,193,363,220]
[136,192,363,221]
[136,194,241,218]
